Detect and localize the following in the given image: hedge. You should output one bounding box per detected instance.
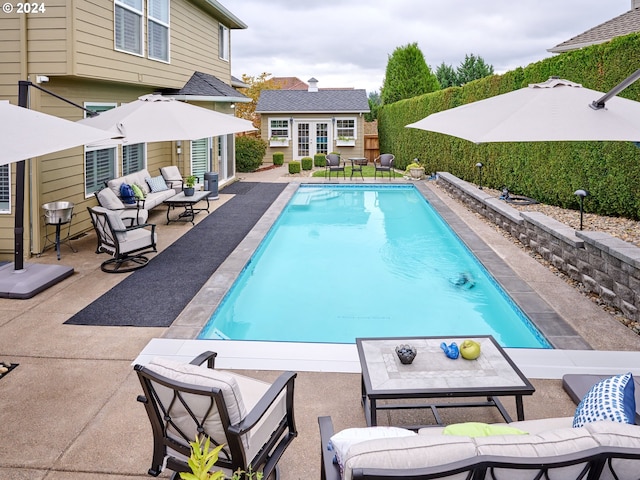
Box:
[289,161,301,174]
[378,33,640,219]
[301,157,313,170]
[236,136,267,172]
[273,152,284,166]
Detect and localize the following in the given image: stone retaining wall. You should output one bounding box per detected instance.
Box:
[437,172,640,322]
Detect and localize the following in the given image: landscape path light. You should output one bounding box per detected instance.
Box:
[475,162,484,189]
[574,189,589,230]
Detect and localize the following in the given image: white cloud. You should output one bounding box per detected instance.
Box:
[226,0,631,93]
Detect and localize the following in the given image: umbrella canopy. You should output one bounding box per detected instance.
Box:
[0,100,115,165]
[406,78,640,143]
[78,94,256,144]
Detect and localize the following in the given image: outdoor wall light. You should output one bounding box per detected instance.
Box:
[574,189,589,230]
[475,162,484,190]
[176,140,182,155]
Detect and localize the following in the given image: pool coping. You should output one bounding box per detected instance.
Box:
[164,181,589,350]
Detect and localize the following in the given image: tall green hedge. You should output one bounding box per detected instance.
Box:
[379,33,640,219]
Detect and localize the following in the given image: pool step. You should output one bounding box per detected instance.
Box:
[289,189,340,207]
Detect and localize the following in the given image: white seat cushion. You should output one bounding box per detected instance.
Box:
[97,188,125,210]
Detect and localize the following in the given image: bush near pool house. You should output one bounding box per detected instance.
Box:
[235,136,267,172]
[273,152,284,166]
[289,161,301,174]
[301,157,313,170]
[314,154,326,167]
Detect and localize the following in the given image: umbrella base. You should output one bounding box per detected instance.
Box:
[0,262,74,299]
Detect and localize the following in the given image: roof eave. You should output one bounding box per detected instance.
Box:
[547,39,609,53]
[256,110,370,114]
[190,0,248,29]
[167,95,252,103]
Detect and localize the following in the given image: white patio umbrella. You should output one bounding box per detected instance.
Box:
[0,100,114,165]
[78,94,256,144]
[406,78,640,143]
[0,99,115,299]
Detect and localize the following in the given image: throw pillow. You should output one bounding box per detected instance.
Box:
[145,175,169,193]
[329,427,417,477]
[442,422,528,437]
[131,183,145,200]
[573,372,636,428]
[119,183,137,204]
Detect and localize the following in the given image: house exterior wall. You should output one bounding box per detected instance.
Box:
[260,113,366,163]
[0,0,240,260]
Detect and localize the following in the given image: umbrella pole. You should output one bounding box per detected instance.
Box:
[13,81,29,271]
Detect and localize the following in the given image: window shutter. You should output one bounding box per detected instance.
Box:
[0,165,10,212]
[123,143,144,175]
[86,148,116,194]
[191,138,210,180]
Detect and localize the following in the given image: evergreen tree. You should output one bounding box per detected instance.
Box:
[365,91,381,122]
[456,54,494,86]
[436,62,458,89]
[381,43,440,104]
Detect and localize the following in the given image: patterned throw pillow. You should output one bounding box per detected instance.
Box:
[573,373,636,428]
[145,175,169,193]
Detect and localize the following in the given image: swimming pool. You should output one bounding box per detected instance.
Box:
[199,185,551,348]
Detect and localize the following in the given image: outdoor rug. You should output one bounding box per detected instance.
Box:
[65,182,286,327]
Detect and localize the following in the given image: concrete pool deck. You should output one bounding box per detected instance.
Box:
[1,166,640,479]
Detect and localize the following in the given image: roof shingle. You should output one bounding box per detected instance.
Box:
[256,89,369,113]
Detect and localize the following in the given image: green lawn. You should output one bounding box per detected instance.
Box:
[311,165,402,178]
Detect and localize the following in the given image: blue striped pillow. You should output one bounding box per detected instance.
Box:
[573,373,635,428]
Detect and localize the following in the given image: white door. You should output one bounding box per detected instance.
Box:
[295,121,330,159]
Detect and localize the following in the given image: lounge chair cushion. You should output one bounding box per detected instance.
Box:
[146,357,247,449]
[97,187,125,210]
[330,427,417,476]
[572,372,636,428]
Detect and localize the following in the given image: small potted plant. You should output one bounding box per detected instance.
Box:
[184,175,197,196]
[405,159,425,179]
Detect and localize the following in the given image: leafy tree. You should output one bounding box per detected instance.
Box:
[365,90,381,121]
[381,43,440,104]
[456,54,494,85]
[436,62,458,89]
[235,72,280,129]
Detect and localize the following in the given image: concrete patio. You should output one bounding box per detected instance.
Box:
[1,166,639,480]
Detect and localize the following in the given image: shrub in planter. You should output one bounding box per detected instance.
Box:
[314,154,326,168]
[301,157,313,170]
[288,161,301,174]
[236,136,267,172]
[273,152,284,166]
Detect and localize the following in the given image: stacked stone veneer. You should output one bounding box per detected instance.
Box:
[437,172,640,322]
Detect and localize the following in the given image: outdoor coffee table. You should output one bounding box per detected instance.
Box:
[356,336,535,427]
[164,190,211,225]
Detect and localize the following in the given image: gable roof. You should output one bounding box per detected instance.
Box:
[548,6,640,53]
[256,89,370,113]
[162,71,249,102]
[272,77,309,90]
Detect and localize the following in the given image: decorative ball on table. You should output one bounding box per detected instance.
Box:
[395,344,417,364]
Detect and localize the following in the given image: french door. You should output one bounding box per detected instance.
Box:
[295,121,329,159]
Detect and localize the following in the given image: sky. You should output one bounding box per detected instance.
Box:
[225,0,632,94]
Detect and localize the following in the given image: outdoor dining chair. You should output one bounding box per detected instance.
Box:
[374,154,395,180]
[135,351,297,480]
[326,153,345,179]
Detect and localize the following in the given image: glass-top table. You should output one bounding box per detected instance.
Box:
[163,190,211,225]
[356,336,535,426]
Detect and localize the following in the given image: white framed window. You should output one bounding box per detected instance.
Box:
[115,0,144,56]
[84,103,118,197]
[335,118,356,139]
[0,164,10,213]
[219,24,229,61]
[269,119,290,139]
[123,143,146,175]
[148,0,169,62]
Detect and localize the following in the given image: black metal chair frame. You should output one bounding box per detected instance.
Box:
[325,153,345,179]
[374,154,395,180]
[135,352,297,480]
[87,206,157,273]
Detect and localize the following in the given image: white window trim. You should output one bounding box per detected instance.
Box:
[84,102,119,198]
[114,0,145,57]
[0,163,11,214]
[334,117,358,140]
[219,24,229,62]
[147,0,170,63]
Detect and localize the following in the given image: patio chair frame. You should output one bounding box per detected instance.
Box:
[326,153,345,179]
[374,154,395,180]
[135,351,297,480]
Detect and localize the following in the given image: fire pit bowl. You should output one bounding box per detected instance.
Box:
[42,201,74,224]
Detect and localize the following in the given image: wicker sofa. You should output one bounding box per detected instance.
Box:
[319,416,640,480]
[105,168,176,212]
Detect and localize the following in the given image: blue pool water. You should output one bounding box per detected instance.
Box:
[199,185,551,348]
